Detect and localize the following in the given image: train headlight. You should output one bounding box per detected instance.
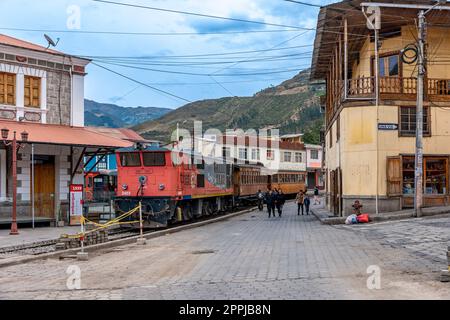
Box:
[159,184,165,190]
[122,184,128,190]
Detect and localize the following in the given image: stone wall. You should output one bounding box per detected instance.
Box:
[46,70,71,126]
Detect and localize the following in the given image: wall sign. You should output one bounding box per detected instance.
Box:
[378,123,399,131]
[69,184,83,225]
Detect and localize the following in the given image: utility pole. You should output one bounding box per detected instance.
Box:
[415,10,426,218]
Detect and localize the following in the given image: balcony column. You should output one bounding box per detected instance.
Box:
[16,72,24,121]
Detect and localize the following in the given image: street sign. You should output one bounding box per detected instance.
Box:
[378,123,399,131]
[70,184,83,226]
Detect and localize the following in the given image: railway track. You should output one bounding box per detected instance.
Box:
[0,205,257,259]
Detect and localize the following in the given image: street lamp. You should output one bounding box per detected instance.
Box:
[1,128,29,235]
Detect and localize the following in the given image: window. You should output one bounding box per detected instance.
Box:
[24,76,40,108]
[119,153,141,167]
[400,106,430,137]
[310,150,319,160]
[267,149,274,160]
[294,152,302,163]
[142,152,166,166]
[378,54,399,77]
[0,72,15,105]
[197,174,205,188]
[222,146,231,158]
[251,148,260,161]
[425,158,447,195]
[283,151,292,162]
[238,148,248,160]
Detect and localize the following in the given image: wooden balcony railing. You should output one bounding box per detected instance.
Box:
[345,76,450,100]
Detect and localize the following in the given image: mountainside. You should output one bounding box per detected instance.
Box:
[84,99,171,128]
[133,69,325,144]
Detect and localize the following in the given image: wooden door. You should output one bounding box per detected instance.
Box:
[33,160,55,218]
[387,156,402,196]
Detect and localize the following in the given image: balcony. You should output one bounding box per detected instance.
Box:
[346,76,450,101]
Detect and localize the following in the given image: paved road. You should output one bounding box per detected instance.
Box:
[0,202,448,299]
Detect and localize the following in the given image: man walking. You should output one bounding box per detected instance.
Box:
[265,189,276,218]
[296,190,304,216]
[304,192,311,215]
[276,189,285,217]
[256,189,264,211]
[314,186,320,205]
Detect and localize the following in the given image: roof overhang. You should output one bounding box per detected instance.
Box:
[310,0,449,80]
[0,120,133,149]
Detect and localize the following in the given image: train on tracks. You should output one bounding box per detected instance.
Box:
[110,144,306,228]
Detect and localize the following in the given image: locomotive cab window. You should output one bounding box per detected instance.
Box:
[119,153,141,167]
[143,152,166,166]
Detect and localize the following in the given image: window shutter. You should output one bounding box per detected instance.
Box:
[387,156,402,196]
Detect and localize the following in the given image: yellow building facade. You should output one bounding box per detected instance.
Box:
[312,0,450,215]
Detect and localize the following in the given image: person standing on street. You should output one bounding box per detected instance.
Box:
[304,193,311,215]
[296,190,304,215]
[265,189,275,218]
[276,189,285,217]
[314,186,320,205]
[256,189,264,211]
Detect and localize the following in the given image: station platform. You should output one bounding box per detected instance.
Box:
[0,225,81,249]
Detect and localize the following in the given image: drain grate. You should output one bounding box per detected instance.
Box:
[191,250,215,255]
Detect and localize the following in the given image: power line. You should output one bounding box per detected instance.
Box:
[92,0,368,38]
[0,26,302,36]
[94,60,309,76]
[91,62,192,102]
[283,0,322,8]
[93,0,310,30]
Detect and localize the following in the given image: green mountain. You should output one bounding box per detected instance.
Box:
[84,99,171,128]
[133,69,325,144]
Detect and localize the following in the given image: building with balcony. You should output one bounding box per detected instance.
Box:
[311,0,450,216]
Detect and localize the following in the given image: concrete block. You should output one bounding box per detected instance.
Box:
[136,237,147,245]
[77,251,89,261]
[441,270,449,283]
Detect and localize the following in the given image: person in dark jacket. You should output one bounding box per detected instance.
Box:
[276,190,285,217]
[304,193,311,215]
[256,189,264,211]
[265,189,276,218]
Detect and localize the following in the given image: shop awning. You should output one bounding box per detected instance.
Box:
[0,120,134,148]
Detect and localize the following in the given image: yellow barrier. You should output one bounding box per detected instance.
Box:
[62,203,142,239]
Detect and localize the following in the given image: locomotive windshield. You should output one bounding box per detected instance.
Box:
[119,153,141,167]
[142,152,166,166]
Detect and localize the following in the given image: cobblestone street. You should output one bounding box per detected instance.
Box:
[0,202,448,300]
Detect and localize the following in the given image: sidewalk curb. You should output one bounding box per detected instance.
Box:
[311,207,450,225]
[0,207,256,269]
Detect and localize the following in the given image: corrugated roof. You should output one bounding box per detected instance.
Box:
[0,120,133,148]
[85,126,147,143]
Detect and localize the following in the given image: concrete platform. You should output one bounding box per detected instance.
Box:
[0,216,54,225]
[0,225,81,249]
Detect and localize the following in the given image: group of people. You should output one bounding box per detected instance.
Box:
[257,189,286,218]
[256,187,321,218]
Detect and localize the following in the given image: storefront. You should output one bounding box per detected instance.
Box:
[389,155,449,208]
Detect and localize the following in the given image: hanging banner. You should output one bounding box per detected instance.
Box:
[70,184,84,226]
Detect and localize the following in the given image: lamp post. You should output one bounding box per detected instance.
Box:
[2,128,29,235]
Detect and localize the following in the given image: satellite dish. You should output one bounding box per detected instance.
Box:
[44,34,60,50]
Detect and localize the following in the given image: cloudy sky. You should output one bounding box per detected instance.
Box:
[0,0,335,109]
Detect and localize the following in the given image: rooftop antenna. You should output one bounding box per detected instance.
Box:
[44,34,60,50]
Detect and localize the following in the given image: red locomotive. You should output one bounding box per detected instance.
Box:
[114,143,305,228]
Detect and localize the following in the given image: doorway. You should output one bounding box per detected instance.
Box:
[31,155,56,218]
[307,171,316,189]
